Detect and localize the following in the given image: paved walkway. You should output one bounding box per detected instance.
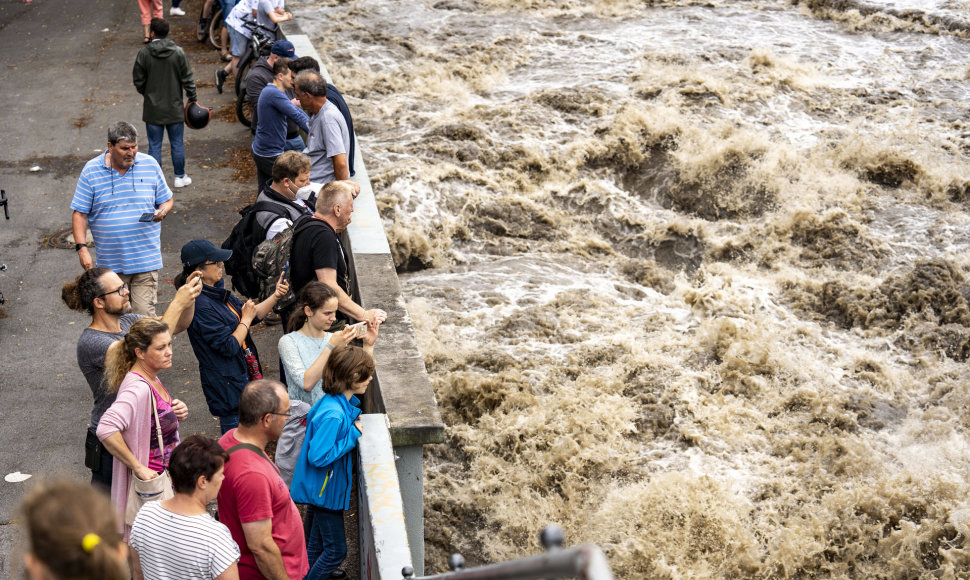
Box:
[0,0,276,572]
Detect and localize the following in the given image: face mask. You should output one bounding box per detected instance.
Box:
[296,184,317,201]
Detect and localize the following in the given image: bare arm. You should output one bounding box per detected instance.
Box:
[267,10,291,23]
[72,211,93,270]
[214,563,240,580]
[315,267,386,325]
[153,198,174,221]
[131,547,144,580]
[302,327,357,391]
[161,272,202,334]
[101,432,156,481]
[332,154,349,181]
[241,519,288,580]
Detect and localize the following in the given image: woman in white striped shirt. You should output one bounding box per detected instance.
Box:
[130,435,240,580]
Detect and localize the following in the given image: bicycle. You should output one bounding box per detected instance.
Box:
[234,19,277,127]
[197,0,229,51]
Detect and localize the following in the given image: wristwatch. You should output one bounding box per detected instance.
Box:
[75,243,86,252]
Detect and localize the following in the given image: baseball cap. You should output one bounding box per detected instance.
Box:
[271,40,297,59]
[181,239,232,268]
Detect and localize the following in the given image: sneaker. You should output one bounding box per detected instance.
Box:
[215,69,227,94]
[173,175,192,188]
[329,571,348,580]
[169,6,185,15]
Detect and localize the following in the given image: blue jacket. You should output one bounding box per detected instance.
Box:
[290,393,361,510]
[186,280,260,417]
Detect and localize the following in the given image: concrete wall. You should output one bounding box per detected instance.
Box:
[282,27,445,578]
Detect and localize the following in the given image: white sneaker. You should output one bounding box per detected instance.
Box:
[173,175,192,188]
[169,6,185,15]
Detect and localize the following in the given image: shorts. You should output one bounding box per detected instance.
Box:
[219,0,237,22]
[229,25,248,57]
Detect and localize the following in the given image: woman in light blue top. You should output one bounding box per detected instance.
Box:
[278,282,360,405]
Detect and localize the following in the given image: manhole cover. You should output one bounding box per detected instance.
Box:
[45,227,89,250]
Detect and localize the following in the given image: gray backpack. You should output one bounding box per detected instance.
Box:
[251,215,322,311]
[275,399,312,486]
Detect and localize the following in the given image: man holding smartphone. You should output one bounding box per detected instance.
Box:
[71,121,174,316]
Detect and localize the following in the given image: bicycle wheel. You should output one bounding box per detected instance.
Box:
[208,7,225,51]
[234,49,256,97]
[236,89,253,127]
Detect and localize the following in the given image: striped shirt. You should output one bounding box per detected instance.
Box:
[130,501,240,580]
[71,151,172,274]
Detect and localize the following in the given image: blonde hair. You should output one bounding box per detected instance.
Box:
[20,479,127,580]
[103,317,169,392]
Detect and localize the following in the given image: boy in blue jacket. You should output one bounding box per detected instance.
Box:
[290,324,379,580]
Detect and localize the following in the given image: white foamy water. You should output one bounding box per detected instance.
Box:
[296,0,970,576]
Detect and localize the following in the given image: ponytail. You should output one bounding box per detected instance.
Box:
[173,263,198,289]
[61,268,112,315]
[20,479,127,580]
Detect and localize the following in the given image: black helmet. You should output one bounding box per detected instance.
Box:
[185,101,212,130]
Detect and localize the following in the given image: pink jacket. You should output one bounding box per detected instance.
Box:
[96,372,179,536]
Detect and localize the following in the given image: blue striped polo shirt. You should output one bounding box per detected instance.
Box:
[71,151,173,274]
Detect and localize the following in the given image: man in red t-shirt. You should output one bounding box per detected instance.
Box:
[218,379,309,580]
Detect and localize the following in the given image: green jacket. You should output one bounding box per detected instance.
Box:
[132,39,197,125]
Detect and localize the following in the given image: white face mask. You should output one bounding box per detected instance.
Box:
[296,184,318,200]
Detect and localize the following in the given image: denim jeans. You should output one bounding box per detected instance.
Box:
[306,506,346,579]
[219,414,239,434]
[146,122,186,177]
[284,136,306,152]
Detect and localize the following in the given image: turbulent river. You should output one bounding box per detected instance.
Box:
[296,0,970,576]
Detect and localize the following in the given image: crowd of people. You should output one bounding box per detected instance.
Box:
[21,4,390,580]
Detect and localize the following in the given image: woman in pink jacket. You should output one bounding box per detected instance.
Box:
[97,317,188,538]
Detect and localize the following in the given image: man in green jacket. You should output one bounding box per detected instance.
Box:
[133,18,197,189]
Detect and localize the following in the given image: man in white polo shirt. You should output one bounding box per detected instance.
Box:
[71,121,174,316]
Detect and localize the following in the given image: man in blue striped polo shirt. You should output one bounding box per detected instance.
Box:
[71,121,175,316]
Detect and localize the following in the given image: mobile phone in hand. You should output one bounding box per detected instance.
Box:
[348,321,367,336]
[139,211,156,222]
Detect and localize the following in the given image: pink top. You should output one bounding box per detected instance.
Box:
[97,372,180,538]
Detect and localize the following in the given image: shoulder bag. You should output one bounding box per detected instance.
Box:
[124,382,174,525]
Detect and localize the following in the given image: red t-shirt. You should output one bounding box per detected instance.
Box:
[218,430,309,580]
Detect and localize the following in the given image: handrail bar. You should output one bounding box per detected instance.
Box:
[403,543,614,580]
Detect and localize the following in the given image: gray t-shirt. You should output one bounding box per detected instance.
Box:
[306,100,350,184]
[77,314,142,429]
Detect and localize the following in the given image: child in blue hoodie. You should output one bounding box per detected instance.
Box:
[290,325,379,580]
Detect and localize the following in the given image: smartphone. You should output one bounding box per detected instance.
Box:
[282,260,290,280]
[347,321,368,335]
[138,211,156,222]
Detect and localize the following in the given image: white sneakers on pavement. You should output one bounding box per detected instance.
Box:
[169,6,185,15]
[173,175,192,188]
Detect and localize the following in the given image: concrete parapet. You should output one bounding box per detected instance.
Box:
[358,414,413,579]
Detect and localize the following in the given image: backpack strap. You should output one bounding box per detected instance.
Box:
[227,442,280,474]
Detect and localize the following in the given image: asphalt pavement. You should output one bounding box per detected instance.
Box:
[0,0,278,572]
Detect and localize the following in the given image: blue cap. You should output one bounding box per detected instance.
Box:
[271,40,297,59]
[181,239,232,268]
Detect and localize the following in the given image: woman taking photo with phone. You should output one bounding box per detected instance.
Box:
[175,239,289,433]
[290,333,378,580]
[97,317,187,538]
[278,281,363,406]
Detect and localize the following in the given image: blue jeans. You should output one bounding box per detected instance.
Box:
[306,506,346,579]
[146,122,186,177]
[219,414,239,434]
[284,136,306,152]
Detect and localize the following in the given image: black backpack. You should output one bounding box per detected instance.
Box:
[221,201,289,299]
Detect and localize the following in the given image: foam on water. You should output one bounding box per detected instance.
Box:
[297,0,970,575]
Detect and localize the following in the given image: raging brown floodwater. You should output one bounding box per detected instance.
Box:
[296,0,970,576]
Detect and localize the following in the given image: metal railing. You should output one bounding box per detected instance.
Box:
[400,526,614,580]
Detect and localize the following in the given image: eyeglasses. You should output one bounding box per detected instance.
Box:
[268,410,290,418]
[98,283,129,298]
[202,261,222,267]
